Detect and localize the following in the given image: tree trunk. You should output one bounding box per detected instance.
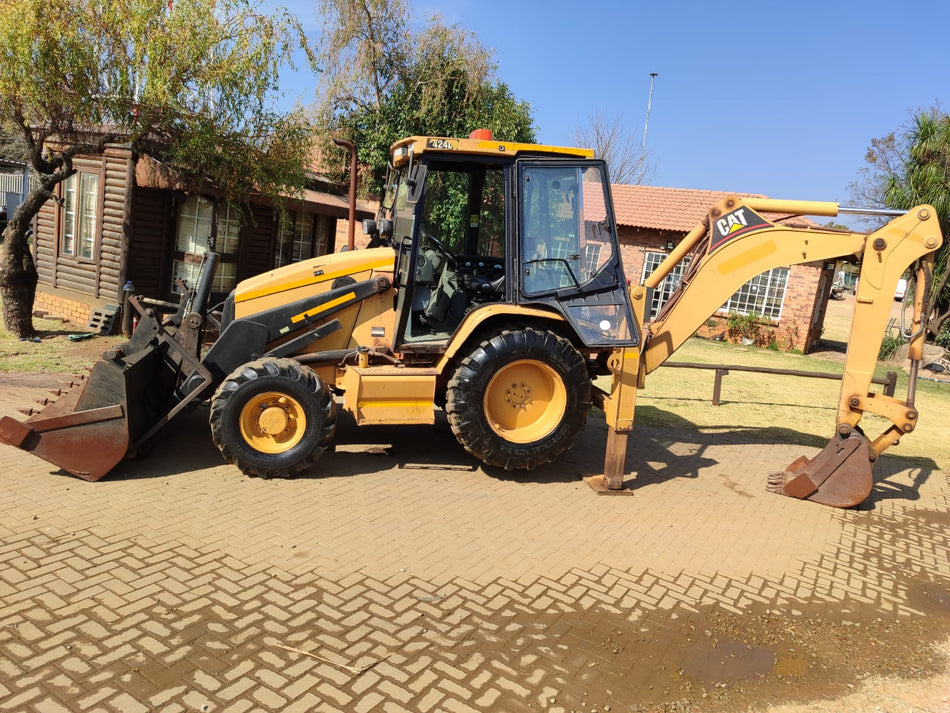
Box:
[0,213,39,338]
[0,174,67,338]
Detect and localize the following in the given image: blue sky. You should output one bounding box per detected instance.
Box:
[276,0,948,208]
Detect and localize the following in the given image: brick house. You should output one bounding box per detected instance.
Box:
[611,185,835,353]
[28,143,373,328]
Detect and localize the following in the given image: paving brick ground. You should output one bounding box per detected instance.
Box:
[1,374,949,712]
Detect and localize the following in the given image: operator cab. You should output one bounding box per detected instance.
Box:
[372,132,639,353]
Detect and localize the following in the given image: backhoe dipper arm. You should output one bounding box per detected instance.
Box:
[594,197,943,508]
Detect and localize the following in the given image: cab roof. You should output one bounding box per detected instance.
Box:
[390,133,595,166]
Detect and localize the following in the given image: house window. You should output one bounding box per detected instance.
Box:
[274,212,332,268]
[171,195,241,294]
[642,250,691,319]
[642,250,790,321]
[275,212,314,267]
[217,200,242,256]
[720,267,789,319]
[61,172,99,259]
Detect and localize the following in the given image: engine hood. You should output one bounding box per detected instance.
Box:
[232,247,396,318]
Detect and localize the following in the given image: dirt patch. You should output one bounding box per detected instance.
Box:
[462,583,950,713]
[451,505,950,713]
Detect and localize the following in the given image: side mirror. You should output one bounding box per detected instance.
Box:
[379,219,394,239]
[406,164,427,204]
[362,218,378,237]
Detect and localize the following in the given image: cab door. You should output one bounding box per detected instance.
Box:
[517,160,639,348]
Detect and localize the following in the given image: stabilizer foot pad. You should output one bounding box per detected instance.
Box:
[584,474,635,495]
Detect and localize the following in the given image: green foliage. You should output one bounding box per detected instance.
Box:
[725,312,762,342]
[879,332,905,361]
[313,0,536,193]
[936,323,950,349]
[0,0,312,336]
[855,109,950,340]
[0,0,311,193]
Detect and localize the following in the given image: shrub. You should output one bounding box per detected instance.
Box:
[725,312,762,343]
[879,332,905,360]
[936,323,950,350]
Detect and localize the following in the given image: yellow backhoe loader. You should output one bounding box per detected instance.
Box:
[0,131,942,508]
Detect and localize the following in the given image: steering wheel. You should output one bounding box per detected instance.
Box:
[423,233,454,266]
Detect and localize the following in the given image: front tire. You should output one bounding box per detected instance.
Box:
[210,358,336,478]
[446,329,591,470]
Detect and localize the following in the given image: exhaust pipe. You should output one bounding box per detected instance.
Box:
[188,251,221,318]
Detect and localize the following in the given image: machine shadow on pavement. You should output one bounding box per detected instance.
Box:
[11,347,929,511]
[44,390,936,514]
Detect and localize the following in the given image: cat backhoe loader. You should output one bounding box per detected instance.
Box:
[0,131,942,508]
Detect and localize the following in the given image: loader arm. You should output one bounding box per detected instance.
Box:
[592,197,943,508]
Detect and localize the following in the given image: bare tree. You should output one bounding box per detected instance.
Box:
[573,110,653,185]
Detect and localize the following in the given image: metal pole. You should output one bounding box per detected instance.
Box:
[333,138,358,251]
[639,72,658,183]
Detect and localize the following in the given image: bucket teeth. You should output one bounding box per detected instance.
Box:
[36,398,51,406]
[768,432,873,508]
[17,407,36,416]
[49,389,63,396]
[766,471,788,493]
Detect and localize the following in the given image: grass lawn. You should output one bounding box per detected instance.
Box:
[0,314,124,373]
[624,338,950,472]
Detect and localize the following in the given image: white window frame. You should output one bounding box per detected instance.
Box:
[275,212,315,268]
[61,172,99,260]
[718,267,789,320]
[275,212,333,268]
[171,195,241,294]
[641,250,691,319]
[583,243,602,278]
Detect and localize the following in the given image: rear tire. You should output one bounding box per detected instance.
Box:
[210,358,336,478]
[446,328,591,470]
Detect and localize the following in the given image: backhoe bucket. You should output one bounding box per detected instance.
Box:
[0,325,177,481]
[767,428,874,508]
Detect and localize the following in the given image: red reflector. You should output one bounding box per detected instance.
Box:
[468,129,493,140]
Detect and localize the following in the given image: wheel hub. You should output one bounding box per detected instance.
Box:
[258,404,290,434]
[504,383,531,408]
[239,391,307,454]
[484,360,567,444]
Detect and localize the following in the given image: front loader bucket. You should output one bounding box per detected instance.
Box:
[767,428,874,508]
[0,329,174,481]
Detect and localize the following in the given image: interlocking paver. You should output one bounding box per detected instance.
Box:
[1,376,949,711]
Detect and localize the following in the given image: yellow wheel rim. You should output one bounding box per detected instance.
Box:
[483,359,567,444]
[239,391,307,454]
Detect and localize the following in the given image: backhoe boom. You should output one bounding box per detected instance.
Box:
[594,198,943,508]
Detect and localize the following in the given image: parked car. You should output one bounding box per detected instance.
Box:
[895,278,908,301]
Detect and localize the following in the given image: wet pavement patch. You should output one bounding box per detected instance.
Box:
[682,639,775,683]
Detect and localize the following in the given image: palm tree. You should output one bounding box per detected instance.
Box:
[883,110,950,338]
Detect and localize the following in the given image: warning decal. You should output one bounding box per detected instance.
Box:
[710,207,771,252]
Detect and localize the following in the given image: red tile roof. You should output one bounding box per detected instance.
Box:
[610,184,819,231]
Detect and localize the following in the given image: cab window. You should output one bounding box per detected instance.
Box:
[521,164,614,295]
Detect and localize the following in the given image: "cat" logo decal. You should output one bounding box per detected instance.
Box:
[710,207,771,252]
